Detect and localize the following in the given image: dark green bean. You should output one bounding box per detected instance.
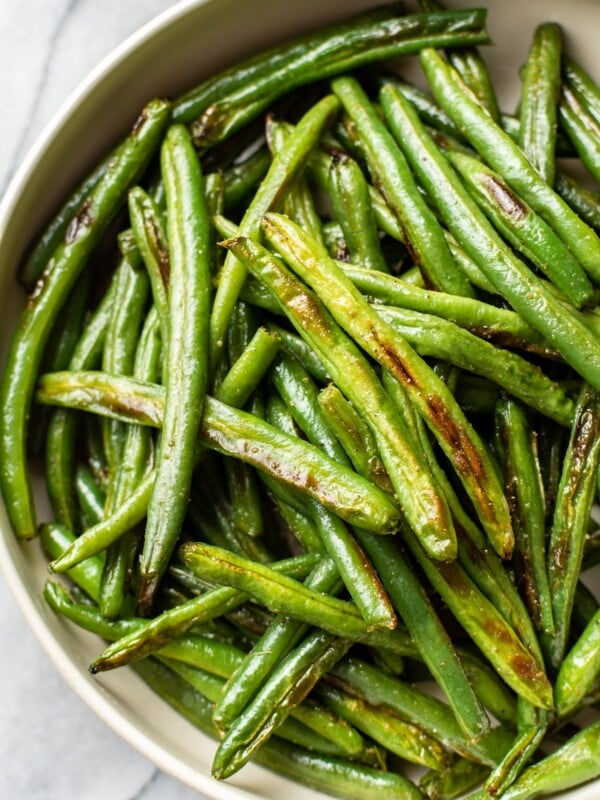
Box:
[18,148,116,291]
[138,124,211,614]
[447,150,596,309]
[559,83,600,184]
[211,629,351,778]
[75,465,106,530]
[209,94,339,372]
[327,151,389,273]
[496,398,555,634]
[128,187,170,341]
[555,171,600,233]
[176,6,489,146]
[545,385,600,670]
[518,23,562,185]
[332,75,473,296]
[0,98,170,540]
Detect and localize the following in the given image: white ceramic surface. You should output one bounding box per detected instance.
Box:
[1,1,600,798]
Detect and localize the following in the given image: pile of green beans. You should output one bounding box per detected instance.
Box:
[6,2,600,797]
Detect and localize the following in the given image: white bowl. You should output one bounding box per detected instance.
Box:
[1,0,600,798]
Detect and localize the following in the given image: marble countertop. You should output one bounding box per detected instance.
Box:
[0,2,207,798]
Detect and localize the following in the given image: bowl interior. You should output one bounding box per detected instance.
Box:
[1,0,600,798]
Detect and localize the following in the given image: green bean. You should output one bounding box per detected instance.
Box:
[317,384,393,495]
[213,559,341,732]
[74,465,106,530]
[39,371,400,564]
[0,98,170,540]
[329,657,510,767]
[518,23,562,185]
[217,326,279,407]
[327,151,389,273]
[376,74,464,141]
[138,124,211,614]
[209,94,339,372]
[484,701,548,797]
[98,255,150,617]
[39,524,103,603]
[555,606,600,717]
[456,651,518,730]
[379,305,573,425]
[180,542,396,640]
[384,372,543,666]
[30,269,92,456]
[496,398,555,634]
[140,656,423,800]
[101,307,161,618]
[267,324,330,384]
[447,150,596,309]
[420,758,490,800]
[217,305,265,544]
[357,529,490,739]
[212,629,351,779]
[272,354,397,629]
[559,83,600,184]
[177,6,489,145]
[18,148,115,291]
[418,0,500,122]
[164,660,351,757]
[128,187,170,342]
[420,48,600,285]
[267,119,327,249]
[88,552,320,671]
[379,77,600,389]
[402,524,553,709]
[332,76,473,296]
[466,719,600,800]
[316,682,450,771]
[545,385,600,670]
[340,264,555,357]
[222,144,270,209]
[261,212,512,559]
[563,56,600,126]
[555,171,600,233]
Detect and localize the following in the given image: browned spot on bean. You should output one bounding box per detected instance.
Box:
[132,107,149,135]
[65,199,94,245]
[510,651,543,684]
[482,174,528,221]
[147,213,170,288]
[427,393,487,488]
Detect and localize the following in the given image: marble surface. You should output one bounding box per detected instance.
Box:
[0,2,207,797]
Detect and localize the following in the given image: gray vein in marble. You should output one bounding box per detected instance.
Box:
[129,766,160,800]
